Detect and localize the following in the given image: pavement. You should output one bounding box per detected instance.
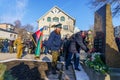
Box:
[0,53,52,62]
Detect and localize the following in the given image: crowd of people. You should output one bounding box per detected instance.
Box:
[0,38,35,55]
[1,23,120,77]
[0,23,94,74]
[43,23,94,74]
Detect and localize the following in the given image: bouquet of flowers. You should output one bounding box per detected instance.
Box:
[85,52,109,74]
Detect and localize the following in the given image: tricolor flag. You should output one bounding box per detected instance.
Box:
[32,27,44,57]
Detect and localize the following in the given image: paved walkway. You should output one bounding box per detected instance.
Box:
[0,53,52,62]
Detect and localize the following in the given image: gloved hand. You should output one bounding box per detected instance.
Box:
[48,50,51,54]
[13,47,16,50]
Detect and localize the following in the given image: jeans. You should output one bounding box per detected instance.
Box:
[73,53,80,69]
[65,52,73,68]
[3,47,8,53]
[44,47,48,54]
[65,52,80,69]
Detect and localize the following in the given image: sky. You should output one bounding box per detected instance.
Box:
[0,0,120,31]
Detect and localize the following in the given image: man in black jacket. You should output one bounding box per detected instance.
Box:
[66,31,89,71]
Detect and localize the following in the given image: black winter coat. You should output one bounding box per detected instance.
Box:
[69,32,89,54]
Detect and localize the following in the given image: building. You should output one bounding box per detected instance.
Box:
[0,23,15,31]
[114,26,120,38]
[37,6,75,39]
[0,23,17,40]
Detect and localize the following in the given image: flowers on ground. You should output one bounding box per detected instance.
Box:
[85,52,109,74]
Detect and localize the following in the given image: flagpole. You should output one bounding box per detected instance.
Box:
[31,34,37,47]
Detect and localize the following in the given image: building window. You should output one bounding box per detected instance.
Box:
[60,16,65,21]
[53,17,59,22]
[47,17,51,22]
[10,34,13,37]
[14,35,16,38]
[63,25,68,30]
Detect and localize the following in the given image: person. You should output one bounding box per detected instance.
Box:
[43,38,49,55]
[47,23,62,74]
[0,40,3,52]
[14,35,23,59]
[28,39,34,54]
[63,34,70,61]
[86,30,94,50]
[9,40,14,54]
[3,39,9,53]
[66,31,89,71]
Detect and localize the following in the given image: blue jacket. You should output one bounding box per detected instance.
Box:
[47,31,62,51]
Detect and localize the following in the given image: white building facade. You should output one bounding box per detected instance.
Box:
[0,23,17,40]
[37,6,75,39]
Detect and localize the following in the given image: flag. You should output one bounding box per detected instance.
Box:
[32,27,44,46]
[32,27,44,57]
[35,35,43,57]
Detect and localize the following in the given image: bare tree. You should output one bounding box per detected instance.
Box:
[23,24,34,32]
[89,0,120,16]
[14,20,22,28]
[14,20,33,40]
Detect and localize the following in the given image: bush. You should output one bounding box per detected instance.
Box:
[0,64,6,80]
[4,71,17,80]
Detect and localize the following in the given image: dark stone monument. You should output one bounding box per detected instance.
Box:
[94,4,120,68]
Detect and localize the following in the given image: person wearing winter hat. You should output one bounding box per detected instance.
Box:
[46,23,62,74]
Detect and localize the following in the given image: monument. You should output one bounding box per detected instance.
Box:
[94,4,120,68]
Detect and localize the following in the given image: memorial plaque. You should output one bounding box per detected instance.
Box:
[94,4,120,67]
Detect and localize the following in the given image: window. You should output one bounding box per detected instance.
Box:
[47,17,51,22]
[60,16,65,21]
[14,35,16,38]
[53,17,59,22]
[63,25,68,30]
[10,34,13,37]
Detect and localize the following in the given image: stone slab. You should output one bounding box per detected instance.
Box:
[94,4,120,67]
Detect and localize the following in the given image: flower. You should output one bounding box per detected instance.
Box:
[85,52,109,74]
